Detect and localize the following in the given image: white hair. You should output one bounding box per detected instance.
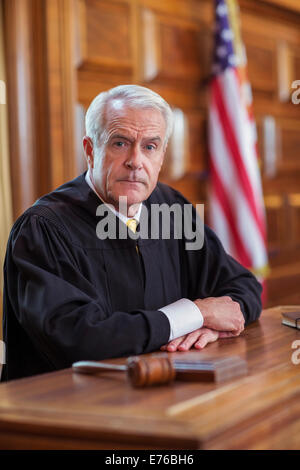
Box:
[85,84,174,148]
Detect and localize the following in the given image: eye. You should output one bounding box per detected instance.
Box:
[112,140,129,150]
[145,144,156,151]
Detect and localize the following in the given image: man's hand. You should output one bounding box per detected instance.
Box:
[160,328,219,352]
[160,296,245,352]
[194,296,245,335]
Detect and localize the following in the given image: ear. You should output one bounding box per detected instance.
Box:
[83,136,95,169]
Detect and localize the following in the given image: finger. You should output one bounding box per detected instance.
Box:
[230,319,244,336]
[165,335,187,352]
[177,330,203,351]
[218,331,236,338]
[219,328,243,338]
[227,329,242,337]
[194,334,210,349]
[194,330,219,349]
[178,328,214,351]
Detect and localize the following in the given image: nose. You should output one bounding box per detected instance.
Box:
[125,144,143,170]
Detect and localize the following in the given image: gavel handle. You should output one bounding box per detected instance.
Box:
[72,360,127,374]
[72,360,217,376]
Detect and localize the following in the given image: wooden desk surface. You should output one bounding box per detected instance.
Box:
[0,306,300,450]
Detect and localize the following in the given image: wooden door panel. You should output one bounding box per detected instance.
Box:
[140,7,209,85]
[76,0,133,72]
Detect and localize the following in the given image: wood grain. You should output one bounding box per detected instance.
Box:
[0,306,299,449]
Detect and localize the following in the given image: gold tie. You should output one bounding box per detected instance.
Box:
[126,219,139,254]
[126,218,138,233]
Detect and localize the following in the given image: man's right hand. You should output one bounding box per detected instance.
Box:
[194,296,245,336]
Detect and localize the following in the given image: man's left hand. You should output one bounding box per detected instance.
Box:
[160,328,219,352]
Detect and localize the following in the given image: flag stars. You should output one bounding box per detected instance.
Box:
[228,54,237,66]
[216,3,228,17]
[216,45,228,58]
[221,29,234,41]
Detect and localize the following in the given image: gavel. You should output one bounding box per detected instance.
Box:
[72,354,247,387]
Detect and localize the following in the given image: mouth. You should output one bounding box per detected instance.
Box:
[118,179,145,185]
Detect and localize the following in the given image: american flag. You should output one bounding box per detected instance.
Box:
[208,0,269,286]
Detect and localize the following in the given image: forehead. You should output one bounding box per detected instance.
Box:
[103,100,166,137]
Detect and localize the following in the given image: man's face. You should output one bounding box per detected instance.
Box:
[90,101,167,211]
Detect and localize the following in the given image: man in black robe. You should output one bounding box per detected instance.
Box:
[2,85,262,381]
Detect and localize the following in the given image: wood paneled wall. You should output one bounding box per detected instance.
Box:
[3,0,300,307]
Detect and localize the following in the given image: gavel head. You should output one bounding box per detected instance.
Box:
[126,354,176,388]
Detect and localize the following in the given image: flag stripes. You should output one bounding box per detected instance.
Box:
[208,0,268,282]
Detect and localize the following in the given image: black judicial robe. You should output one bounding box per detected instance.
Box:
[2,173,262,381]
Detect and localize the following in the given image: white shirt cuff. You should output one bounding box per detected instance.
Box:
[159,298,204,341]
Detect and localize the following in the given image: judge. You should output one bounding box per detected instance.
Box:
[2,85,262,381]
